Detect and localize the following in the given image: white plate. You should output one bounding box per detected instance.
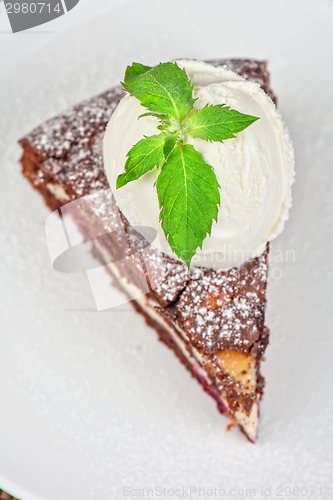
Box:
[1,0,333,499]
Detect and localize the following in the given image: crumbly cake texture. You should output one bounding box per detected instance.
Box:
[20,59,275,442]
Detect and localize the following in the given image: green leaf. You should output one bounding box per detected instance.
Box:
[163,132,179,159]
[116,133,165,188]
[124,63,152,83]
[138,111,169,121]
[187,103,259,142]
[123,62,195,123]
[156,143,220,268]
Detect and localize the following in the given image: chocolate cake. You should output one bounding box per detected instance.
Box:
[20,59,276,442]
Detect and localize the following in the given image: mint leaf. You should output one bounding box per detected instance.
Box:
[116,61,260,267]
[187,103,259,142]
[123,62,195,123]
[163,132,178,159]
[124,63,152,83]
[156,143,220,268]
[116,133,165,188]
[138,111,169,121]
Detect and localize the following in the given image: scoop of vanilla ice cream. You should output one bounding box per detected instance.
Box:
[103,59,295,269]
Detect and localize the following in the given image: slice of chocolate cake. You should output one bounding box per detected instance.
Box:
[20,59,277,441]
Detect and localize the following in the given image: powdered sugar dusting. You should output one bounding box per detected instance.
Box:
[139,245,204,305]
[177,250,268,356]
[20,87,124,199]
[25,86,124,158]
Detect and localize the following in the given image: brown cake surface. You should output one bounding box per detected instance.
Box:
[20,59,274,441]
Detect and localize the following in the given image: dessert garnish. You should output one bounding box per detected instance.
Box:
[116,62,259,268]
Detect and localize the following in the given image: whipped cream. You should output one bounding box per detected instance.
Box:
[103,59,294,269]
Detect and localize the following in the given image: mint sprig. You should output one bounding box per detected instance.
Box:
[117,133,165,188]
[117,62,259,268]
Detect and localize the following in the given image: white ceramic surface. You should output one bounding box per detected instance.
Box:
[1,0,333,499]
